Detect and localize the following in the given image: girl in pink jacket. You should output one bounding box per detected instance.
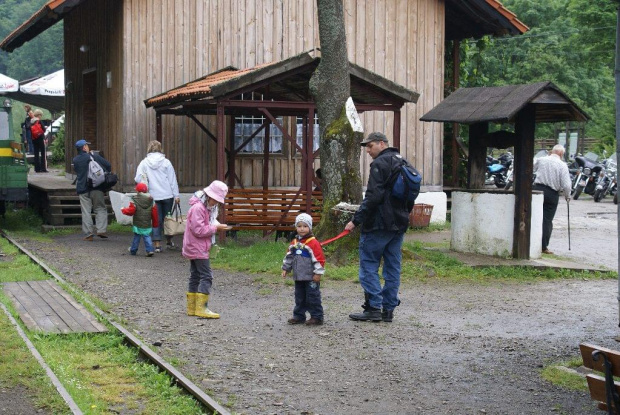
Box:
[182,180,229,319]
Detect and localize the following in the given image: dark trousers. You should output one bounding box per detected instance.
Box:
[534,184,559,250]
[188,259,213,294]
[32,138,46,172]
[293,280,323,321]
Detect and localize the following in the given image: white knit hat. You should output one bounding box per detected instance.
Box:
[295,213,313,230]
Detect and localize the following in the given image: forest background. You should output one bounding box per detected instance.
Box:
[0,0,617,153]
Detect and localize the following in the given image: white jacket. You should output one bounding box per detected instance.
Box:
[134,152,180,201]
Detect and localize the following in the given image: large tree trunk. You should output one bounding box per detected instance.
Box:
[309,0,363,246]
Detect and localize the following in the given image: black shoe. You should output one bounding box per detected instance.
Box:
[382,309,394,322]
[349,307,382,322]
[287,318,305,325]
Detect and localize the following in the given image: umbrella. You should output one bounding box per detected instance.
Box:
[0,73,19,93]
[20,69,64,96]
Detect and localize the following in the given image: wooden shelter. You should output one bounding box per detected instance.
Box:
[420,82,589,259]
[1,0,527,200]
[144,50,418,206]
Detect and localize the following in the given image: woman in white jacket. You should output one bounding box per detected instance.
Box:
[134,140,180,252]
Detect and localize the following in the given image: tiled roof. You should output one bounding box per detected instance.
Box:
[485,0,529,34]
[145,63,273,107]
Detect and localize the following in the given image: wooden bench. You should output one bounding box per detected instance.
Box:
[223,188,322,239]
[580,343,620,414]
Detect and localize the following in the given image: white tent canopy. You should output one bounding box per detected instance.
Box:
[20,69,64,96]
[0,73,18,93]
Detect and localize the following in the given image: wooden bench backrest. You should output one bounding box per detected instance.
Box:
[580,343,620,412]
[224,189,322,230]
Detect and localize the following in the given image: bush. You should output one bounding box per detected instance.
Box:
[48,123,65,164]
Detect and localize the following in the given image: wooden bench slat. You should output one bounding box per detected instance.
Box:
[580,343,620,377]
[224,188,322,233]
[586,374,620,406]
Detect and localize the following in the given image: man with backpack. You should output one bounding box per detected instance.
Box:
[30,109,48,172]
[345,132,416,323]
[73,139,112,241]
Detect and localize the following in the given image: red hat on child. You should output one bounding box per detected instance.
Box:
[135,183,148,193]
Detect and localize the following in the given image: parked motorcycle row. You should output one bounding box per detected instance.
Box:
[569,151,617,203]
[486,149,618,204]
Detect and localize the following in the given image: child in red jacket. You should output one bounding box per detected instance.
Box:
[121,183,159,256]
[281,213,326,325]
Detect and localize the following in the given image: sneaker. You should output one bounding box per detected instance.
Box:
[166,242,178,250]
[146,252,154,257]
[84,234,94,241]
[97,233,108,239]
[382,309,394,323]
[349,307,382,322]
[287,318,305,325]
[305,318,323,326]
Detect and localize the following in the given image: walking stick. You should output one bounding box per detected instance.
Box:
[567,199,571,250]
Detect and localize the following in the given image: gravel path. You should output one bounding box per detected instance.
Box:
[6,196,620,414]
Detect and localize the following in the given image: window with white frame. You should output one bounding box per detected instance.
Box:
[295,115,320,153]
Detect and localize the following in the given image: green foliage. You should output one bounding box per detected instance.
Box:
[0,0,63,79]
[458,0,617,146]
[49,122,65,164]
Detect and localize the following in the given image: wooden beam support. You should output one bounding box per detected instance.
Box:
[512,104,535,259]
[467,122,488,189]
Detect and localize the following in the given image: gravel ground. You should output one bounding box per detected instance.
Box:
[5,196,620,414]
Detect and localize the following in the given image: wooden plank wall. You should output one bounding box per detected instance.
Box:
[70,0,444,192]
[63,0,124,177]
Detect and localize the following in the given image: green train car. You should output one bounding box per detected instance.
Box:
[0,104,29,217]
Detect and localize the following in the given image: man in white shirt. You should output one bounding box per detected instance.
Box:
[533,144,572,254]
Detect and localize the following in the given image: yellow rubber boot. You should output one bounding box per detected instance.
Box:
[195,293,220,319]
[186,292,196,316]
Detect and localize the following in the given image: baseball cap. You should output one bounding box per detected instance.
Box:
[75,139,91,148]
[360,132,388,146]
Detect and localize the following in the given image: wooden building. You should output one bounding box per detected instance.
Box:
[1,0,527,197]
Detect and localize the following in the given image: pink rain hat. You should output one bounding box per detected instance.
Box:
[204,180,228,204]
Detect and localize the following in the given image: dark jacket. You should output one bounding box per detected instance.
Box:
[352,147,412,233]
[132,192,155,229]
[72,150,111,195]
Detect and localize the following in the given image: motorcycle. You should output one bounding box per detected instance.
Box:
[486,152,513,188]
[593,153,617,202]
[506,150,547,190]
[572,152,605,200]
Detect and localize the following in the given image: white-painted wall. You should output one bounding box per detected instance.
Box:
[415,192,447,224]
[451,191,543,258]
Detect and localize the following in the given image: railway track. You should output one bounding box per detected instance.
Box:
[0,230,230,415]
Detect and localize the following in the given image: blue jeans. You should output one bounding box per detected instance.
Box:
[130,233,154,255]
[293,280,323,321]
[358,230,404,311]
[153,198,174,242]
[188,259,213,294]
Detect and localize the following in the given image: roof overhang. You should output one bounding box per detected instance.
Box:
[445,0,528,41]
[144,50,419,115]
[420,82,589,125]
[0,0,87,52]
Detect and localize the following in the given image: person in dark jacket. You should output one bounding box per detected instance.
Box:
[121,183,159,256]
[345,132,414,323]
[21,104,34,154]
[72,139,112,241]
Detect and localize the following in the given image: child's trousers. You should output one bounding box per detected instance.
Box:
[293,280,323,321]
[188,259,213,294]
[130,233,154,255]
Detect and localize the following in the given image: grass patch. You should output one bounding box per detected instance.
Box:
[0,235,218,414]
[541,357,588,391]
[214,232,615,284]
[0,303,71,413]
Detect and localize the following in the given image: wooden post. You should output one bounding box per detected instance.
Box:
[217,103,226,240]
[227,116,235,187]
[451,40,461,187]
[467,122,488,189]
[156,113,162,142]
[393,110,401,150]
[263,120,270,191]
[512,105,535,259]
